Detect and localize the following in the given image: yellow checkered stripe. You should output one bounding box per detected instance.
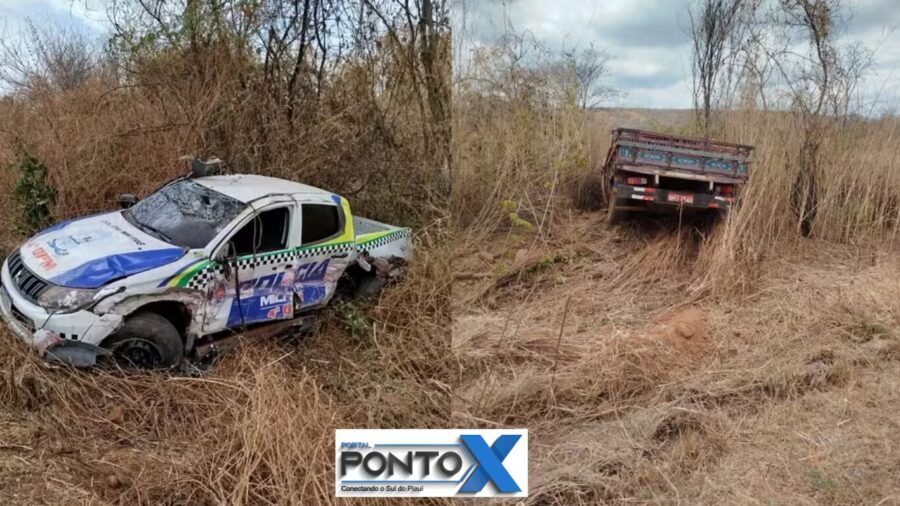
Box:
[356,228,411,251]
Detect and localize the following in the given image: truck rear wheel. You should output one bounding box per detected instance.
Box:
[606,190,629,226]
[103,311,184,369]
[355,274,387,300]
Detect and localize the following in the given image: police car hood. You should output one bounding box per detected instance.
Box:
[18,211,186,289]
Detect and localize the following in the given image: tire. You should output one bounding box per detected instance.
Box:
[355,274,387,300]
[606,189,628,226]
[103,311,184,369]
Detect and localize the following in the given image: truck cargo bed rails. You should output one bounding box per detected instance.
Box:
[605,128,752,182]
[602,128,754,223]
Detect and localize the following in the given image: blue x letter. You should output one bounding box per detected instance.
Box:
[458,434,521,493]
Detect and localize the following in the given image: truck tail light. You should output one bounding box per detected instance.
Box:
[716,184,734,195]
[626,177,648,185]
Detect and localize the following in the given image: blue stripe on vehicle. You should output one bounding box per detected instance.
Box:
[50,248,187,288]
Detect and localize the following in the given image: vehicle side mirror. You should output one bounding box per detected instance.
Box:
[118,194,138,209]
[219,241,236,260]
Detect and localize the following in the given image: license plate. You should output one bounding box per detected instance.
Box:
[667,192,694,204]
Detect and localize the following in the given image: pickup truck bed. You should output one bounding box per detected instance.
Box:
[354,216,411,260]
[603,128,753,223]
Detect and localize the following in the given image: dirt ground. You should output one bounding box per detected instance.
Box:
[452,210,900,505]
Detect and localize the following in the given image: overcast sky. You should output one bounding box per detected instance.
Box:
[1,0,898,111]
[0,0,105,36]
[455,0,900,111]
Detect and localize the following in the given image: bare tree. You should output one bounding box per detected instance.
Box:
[564,45,614,109]
[688,0,747,133]
[762,0,871,236]
[688,0,873,236]
[363,0,451,189]
[0,23,100,95]
[419,0,452,179]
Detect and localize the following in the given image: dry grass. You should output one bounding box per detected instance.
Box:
[453,210,900,504]
[452,61,900,503]
[0,8,451,503]
[0,239,450,505]
[695,111,900,293]
[0,76,452,504]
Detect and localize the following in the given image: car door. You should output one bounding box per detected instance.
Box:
[290,200,351,311]
[205,203,298,330]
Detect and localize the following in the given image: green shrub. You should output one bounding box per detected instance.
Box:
[332,298,372,344]
[13,155,56,235]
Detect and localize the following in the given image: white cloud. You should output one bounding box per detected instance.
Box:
[0,0,107,40]
[455,0,900,111]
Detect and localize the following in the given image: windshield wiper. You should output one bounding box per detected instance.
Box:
[124,210,175,244]
[141,223,174,244]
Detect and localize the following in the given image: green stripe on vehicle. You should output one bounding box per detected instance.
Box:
[174,240,356,288]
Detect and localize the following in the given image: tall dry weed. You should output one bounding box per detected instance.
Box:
[0,3,451,504]
[454,54,900,293]
[0,238,449,504]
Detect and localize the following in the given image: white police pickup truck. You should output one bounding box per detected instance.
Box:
[0,167,411,368]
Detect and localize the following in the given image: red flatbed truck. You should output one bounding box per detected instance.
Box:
[602,128,753,224]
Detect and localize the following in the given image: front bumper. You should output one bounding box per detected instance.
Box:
[614,184,736,210]
[1,258,122,365]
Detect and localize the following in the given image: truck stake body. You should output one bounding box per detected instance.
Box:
[602,128,754,224]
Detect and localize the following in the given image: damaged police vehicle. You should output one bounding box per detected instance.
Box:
[0,162,411,368]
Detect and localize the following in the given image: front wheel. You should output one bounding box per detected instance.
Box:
[102,312,184,369]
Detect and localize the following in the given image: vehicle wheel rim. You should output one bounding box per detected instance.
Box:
[113,338,163,369]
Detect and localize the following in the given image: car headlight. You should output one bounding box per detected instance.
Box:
[37,286,100,311]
